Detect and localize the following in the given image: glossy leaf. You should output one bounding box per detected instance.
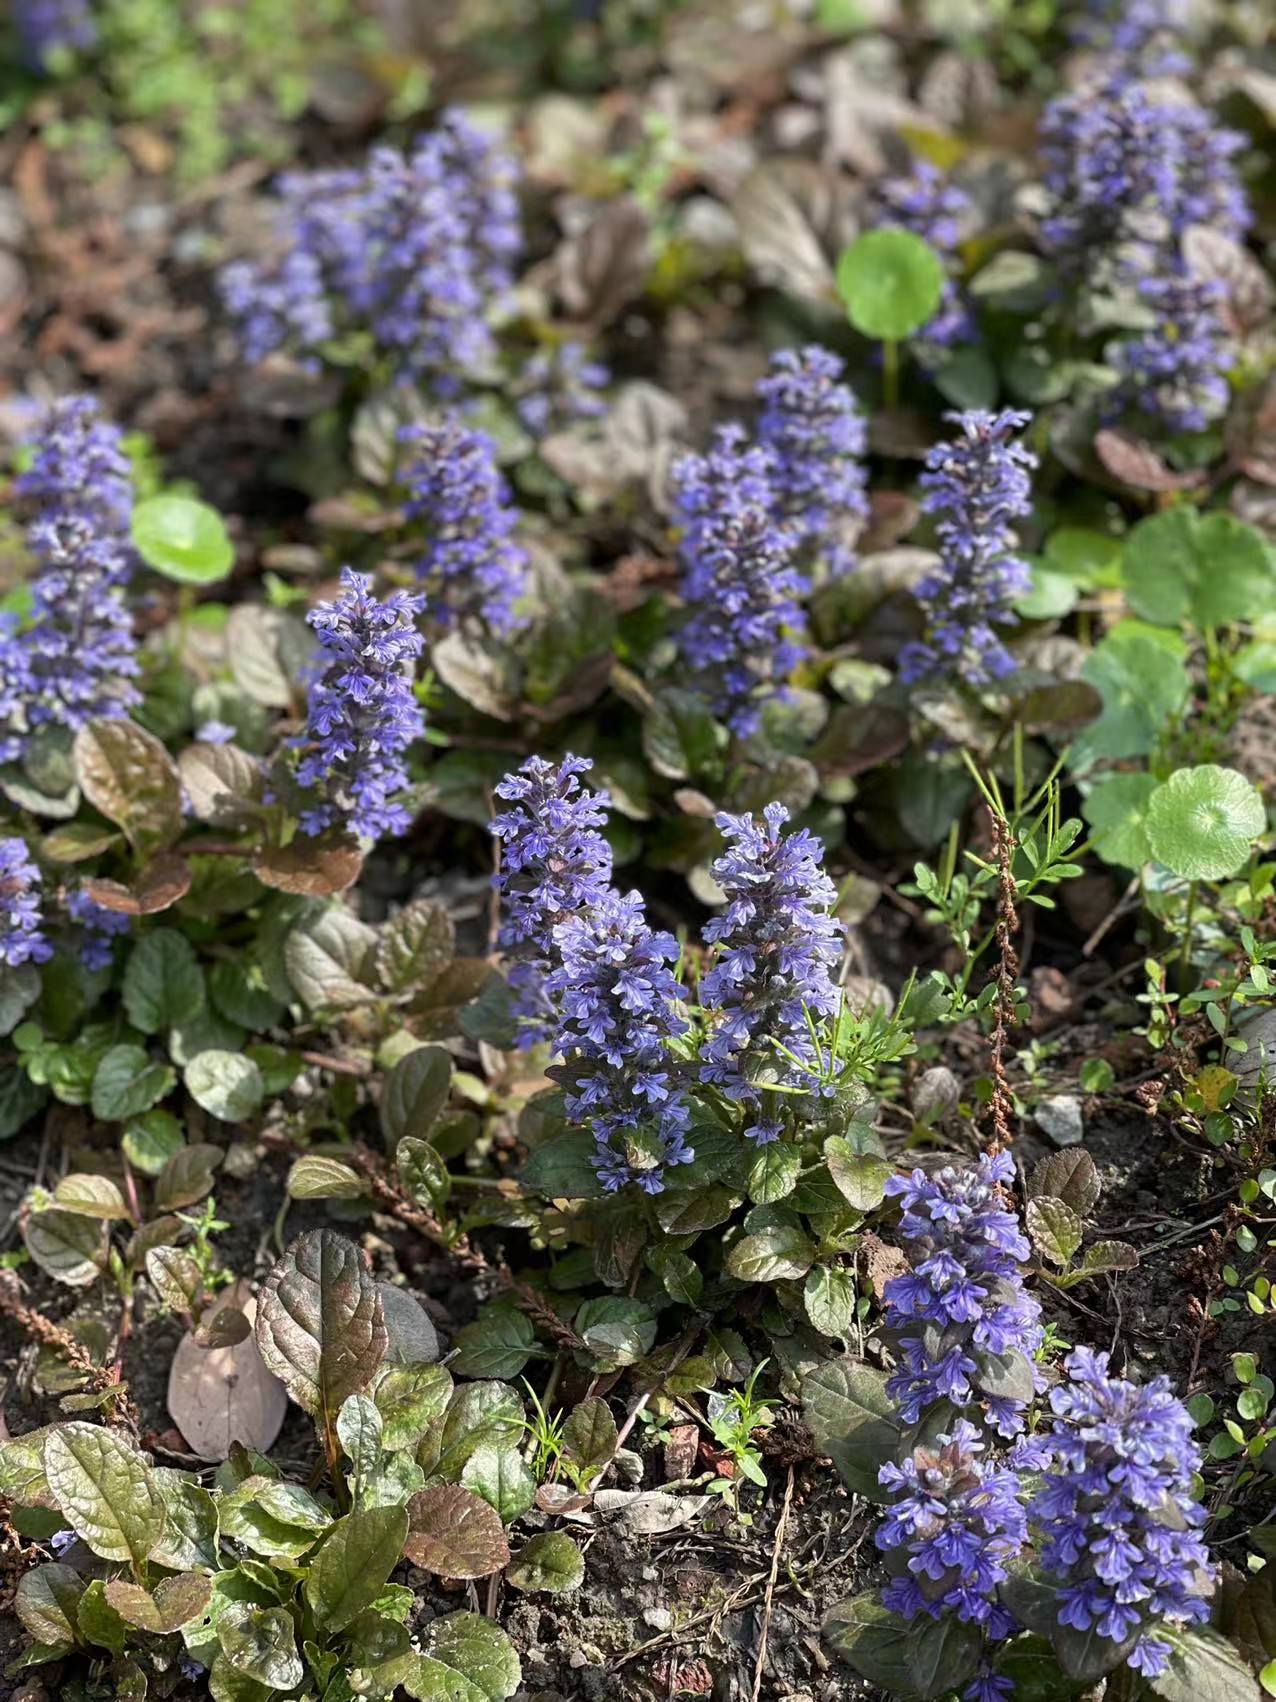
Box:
[43,1424,165,1566]
[254,1229,387,1424]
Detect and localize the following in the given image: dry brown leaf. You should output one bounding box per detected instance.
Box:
[166,1288,287,1463]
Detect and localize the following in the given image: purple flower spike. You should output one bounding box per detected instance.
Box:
[401,414,529,637]
[291,568,426,843]
[1071,0,1193,77]
[900,408,1036,690]
[699,803,843,1135]
[1018,1347,1214,1678]
[547,888,692,1194]
[219,110,521,389]
[882,1150,1043,1436]
[873,163,977,359]
[877,1418,1026,1647]
[0,396,140,757]
[673,425,808,736]
[14,0,95,71]
[1,838,53,969]
[491,753,614,1046]
[755,346,868,577]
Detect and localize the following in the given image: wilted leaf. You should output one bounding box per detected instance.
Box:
[72,719,183,853]
[404,1484,510,1578]
[146,1245,204,1313]
[304,1505,410,1632]
[507,1531,584,1594]
[254,1229,387,1426]
[82,852,191,916]
[44,1423,165,1566]
[167,1293,287,1462]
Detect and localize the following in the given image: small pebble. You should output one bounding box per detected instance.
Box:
[643,1607,673,1632]
[1035,1094,1084,1146]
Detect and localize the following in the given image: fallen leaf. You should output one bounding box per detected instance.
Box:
[167,1290,287,1463]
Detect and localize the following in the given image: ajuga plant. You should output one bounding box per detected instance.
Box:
[219,110,521,387]
[755,345,868,578]
[900,408,1037,689]
[0,1229,538,1702]
[490,753,614,1045]
[401,414,530,636]
[489,754,915,1210]
[12,0,95,71]
[285,567,426,843]
[818,1154,1254,1702]
[1036,68,1250,431]
[1,836,52,968]
[0,395,140,756]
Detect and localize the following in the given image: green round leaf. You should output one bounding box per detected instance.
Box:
[1145,765,1266,881]
[507,1531,584,1594]
[1081,771,1159,870]
[1122,508,1276,630]
[132,494,234,586]
[184,1050,264,1123]
[835,229,945,342]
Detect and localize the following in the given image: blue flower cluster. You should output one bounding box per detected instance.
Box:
[220,111,521,387]
[291,568,425,843]
[1018,1347,1214,1680]
[1071,0,1191,75]
[516,342,611,437]
[1039,74,1250,431]
[901,409,1036,689]
[491,754,614,1046]
[0,395,140,758]
[882,1150,1043,1437]
[1,838,52,969]
[877,1420,1024,1700]
[401,416,529,637]
[873,163,976,359]
[548,888,693,1194]
[700,803,843,1142]
[66,888,131,971]
[673,426,807,737]
[14,0,95,71]
[756,346,868,578]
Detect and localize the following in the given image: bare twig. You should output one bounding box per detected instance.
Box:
[750,1466,795,1702]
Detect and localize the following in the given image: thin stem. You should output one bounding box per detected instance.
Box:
[882,338,900,410]
[1179,879,1199,993]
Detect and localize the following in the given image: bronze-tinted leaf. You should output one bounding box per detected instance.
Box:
[253,837,363,897]
[154,1144,223,1212]
[254,1229,387,1426]
[82,852,192,916]
[1093,429,1206,495]
[104,1572,213,1633]
[72,719,183,854]
[403,1484,510,1578]
[178,742,263,828]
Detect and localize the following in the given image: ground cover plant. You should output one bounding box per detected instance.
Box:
[1,1,1275,1699]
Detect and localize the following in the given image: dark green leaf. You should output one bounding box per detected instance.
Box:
[304,1504,410,1633]
[381,1046,453,1149]
[507,1531,584,1593]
